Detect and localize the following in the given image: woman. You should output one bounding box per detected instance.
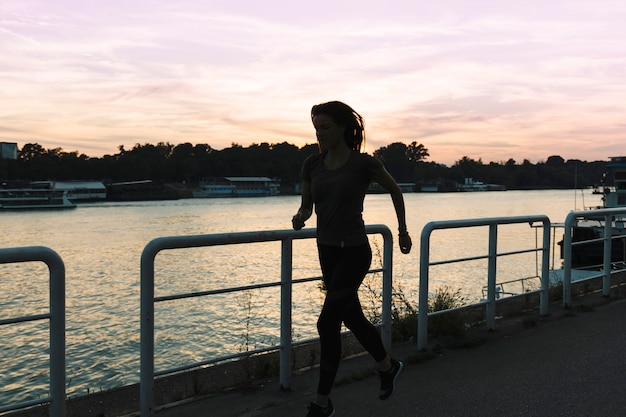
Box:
[292,101,412,417]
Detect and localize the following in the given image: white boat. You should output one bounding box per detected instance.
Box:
[457,177,506,192]
[0,187,77,210]
[192,182,237,198]
[30,181,107,202]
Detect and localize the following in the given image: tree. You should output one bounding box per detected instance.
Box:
[2,140,608,191]
[546,155,565,167]
[406,141,429,162]
[451,156,484,182]
[170,143,202,183]
[19,143,47,162]
[267,142,302,182]
[373,142,413,182]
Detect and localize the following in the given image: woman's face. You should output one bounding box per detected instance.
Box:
[313,114,346,152]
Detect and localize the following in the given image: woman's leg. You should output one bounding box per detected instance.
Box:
[315,243,387,395]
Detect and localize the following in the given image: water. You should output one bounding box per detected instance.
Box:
[0,190,602,405]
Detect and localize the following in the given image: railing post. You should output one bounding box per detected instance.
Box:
[417,223,432,351]
[486,224,498,330]
[380,226,393,351]
[563,212,574,308]
[140,243,157,417]
[603,214,612,297]
[46,248,67,417]
[279,238,293,390]
[540,218,551,316]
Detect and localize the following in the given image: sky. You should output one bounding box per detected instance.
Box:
[0,0,624,165]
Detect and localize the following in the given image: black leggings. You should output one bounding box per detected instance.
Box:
[316,243,388,395]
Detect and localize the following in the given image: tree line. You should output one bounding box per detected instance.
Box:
[0,141,611,191]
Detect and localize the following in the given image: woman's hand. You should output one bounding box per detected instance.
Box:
[398,232,412,254]
[292,213,306,230]
[293,181,313,231]
[292,208,311,230]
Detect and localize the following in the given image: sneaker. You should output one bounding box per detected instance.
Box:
[306,399,335,417]
[379,358,404,400]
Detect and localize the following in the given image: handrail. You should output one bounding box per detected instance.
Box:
[417,215,551,350]
[562,208,626,307]
[139,225,393,417]
[0,246,66,417]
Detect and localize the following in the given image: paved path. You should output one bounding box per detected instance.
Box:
[155,297,626,417]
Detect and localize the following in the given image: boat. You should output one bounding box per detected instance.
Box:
[193,177,280,198]
[559,156,626,268]
[192,182,236,197]
[105,180,182,201]
[30,180,107,202]
[0,186,77,210]
[457,178,506,192]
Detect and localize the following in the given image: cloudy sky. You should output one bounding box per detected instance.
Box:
[1,0,624,165]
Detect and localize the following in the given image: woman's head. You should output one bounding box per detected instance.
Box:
[311,101,365,151]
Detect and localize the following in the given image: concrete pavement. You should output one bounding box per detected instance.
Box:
[154,292,626,417]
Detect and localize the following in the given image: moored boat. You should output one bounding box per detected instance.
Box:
[560,156,626,268]
[0,187,76,210]
[30,180,107,202]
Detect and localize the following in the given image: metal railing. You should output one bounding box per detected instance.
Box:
[562,208,626,307]
[10,211,622,415]
[417,215,551,350]
[480,275,542,299]
[139,225,394,417]
[0,246,66,417]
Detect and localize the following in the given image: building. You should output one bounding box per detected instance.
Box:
[0,142,18,160]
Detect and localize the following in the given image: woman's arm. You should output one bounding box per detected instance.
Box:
[372,167,412,254]
[292,180,313,230]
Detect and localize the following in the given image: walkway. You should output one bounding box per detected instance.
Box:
[154,292,626,417]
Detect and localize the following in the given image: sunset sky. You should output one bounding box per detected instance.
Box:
[1,0,624,165]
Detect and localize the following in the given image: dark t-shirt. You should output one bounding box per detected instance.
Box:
[301,151,383,247]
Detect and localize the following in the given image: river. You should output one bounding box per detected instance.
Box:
[0,189,602,405]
